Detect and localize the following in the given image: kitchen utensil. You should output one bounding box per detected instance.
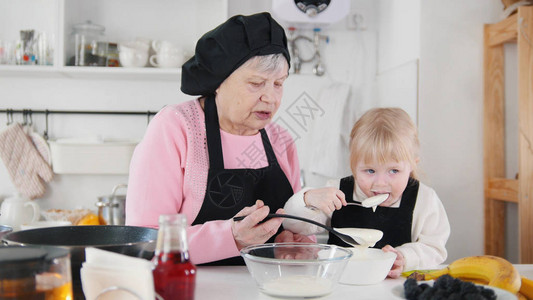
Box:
[96,184,127,225]
[240,243,352,298]
[149,50,184,68]
[0,192,40,231]
[345,194,389,211]
[0,246,73,299]
[18,29,36,65]
[118,41,149,67]
[2,225,158,298]
[337,248,396,285]
[233,213,365,246]
[151,40,179,53]
[333,228,383,248]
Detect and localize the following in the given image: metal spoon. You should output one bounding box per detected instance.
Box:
[345,194,389,210]
[233,213,365,246]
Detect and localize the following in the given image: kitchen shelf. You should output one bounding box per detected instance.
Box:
[483,6,533,263]
[0,0,227,81]
[0,65,181,80]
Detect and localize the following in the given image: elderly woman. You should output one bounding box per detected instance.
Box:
[126,13,310,265]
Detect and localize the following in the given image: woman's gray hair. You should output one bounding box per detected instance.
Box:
[240,53,289,74]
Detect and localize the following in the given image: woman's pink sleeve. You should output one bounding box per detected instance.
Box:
[125,108,186,228]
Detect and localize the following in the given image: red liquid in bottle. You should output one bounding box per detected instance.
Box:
[152,251,196,300]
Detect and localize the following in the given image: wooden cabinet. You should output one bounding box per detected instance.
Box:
[484,6,533,263]
[0,0,228,80]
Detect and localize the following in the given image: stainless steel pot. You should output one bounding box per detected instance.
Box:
[96,184,127,225]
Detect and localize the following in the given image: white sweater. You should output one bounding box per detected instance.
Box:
[282,179,450,271]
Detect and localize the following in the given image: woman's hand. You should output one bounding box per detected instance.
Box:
[232,200,284,250]
[382,245,405,278]
[274,230,315,244]
[273,230,317,259]
[304,187,346,215]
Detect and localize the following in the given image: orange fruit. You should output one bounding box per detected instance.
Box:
[77,213,100,225]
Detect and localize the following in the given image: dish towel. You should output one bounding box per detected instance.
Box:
[0,123,53,199]
[81,247,155,300]
[307,82,355,178]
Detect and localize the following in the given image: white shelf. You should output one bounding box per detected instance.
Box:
[0,65,181,80]
[0,0,227,81]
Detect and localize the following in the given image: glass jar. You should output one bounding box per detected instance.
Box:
[0,246,73,299]
[152,214,196,300]
[17,30,36,65]
[70,20,105,66]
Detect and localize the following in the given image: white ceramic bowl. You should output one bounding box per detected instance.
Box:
[339,247,397,285]
[118,42,149,68]
[241,243,352,298]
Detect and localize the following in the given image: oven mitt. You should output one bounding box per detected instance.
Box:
[0,123,53,199]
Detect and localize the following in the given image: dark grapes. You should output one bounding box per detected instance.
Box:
[402,275,498,300]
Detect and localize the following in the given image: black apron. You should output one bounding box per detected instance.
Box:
[328,176,419,249]
[192,96,294,265]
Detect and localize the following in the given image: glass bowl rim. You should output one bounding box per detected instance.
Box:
[240,242,353,264]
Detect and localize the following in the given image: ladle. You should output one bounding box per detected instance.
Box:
[233,213,366,246]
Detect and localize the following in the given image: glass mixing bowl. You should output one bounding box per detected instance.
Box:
[240,243,352,298]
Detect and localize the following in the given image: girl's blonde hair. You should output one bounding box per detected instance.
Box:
[349,107,420,180]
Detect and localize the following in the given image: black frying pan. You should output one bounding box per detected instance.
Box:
[2,225,158,299]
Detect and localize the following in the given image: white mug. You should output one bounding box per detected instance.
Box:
[149,50,184,68]
[119,41,149,68]
[0,193,40,230]
[152,40,179,53]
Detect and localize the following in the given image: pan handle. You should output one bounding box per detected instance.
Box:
[110,184,128,197]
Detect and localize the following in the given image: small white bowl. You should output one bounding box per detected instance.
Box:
[339,248,396,285]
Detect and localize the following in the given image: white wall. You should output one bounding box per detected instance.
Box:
[418,0,507,262]
[375,0,420,124]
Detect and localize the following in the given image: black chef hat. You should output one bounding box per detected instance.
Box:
[181,12,290,96]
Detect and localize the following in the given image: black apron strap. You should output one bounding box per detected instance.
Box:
[339,176,355,203]
[260,128,276,166]
[204,95,224,170]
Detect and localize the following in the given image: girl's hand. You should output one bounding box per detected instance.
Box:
[304,187,346,215]
[382,245,405,278]
[231,200,284,250]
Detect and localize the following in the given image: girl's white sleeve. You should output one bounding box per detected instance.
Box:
[282,179,339,235]
[396,183,450,271]
[283,187,328,235]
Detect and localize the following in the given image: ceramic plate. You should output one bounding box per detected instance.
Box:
[391,281,517,300]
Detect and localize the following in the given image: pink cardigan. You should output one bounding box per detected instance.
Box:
[126,99,301,264]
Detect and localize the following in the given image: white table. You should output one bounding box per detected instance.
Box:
[195,265,533,300]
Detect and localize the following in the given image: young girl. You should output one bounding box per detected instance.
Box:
[283,107,450,278]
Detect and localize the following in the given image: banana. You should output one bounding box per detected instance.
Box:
[520,276,533,300]
[407,255,521,294]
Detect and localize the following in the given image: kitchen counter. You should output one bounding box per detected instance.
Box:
[195,265,533,299]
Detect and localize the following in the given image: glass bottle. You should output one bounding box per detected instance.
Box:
[152,214,196,300]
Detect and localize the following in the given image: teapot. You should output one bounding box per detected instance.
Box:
[0,193,40,230]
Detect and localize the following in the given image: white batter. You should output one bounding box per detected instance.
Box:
[261,275,334,298]
[333,228,383,249]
